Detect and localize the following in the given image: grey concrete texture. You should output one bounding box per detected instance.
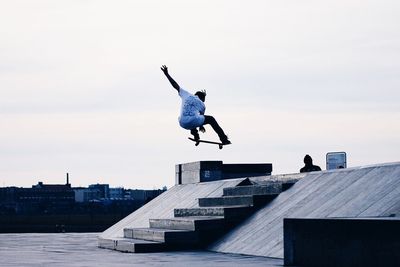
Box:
[99,168,308,254]
[223,183,282,196]
[2,233,284,267]
[124,228,199,244]
[174,207,226,217]
[174,206,253,220]
[99,178,245,241]
[119,185,280,252]
[284,217,400,267]
[208,162,400,258]
[179,170,223,184]
[176,162,224,184]
[149,217,225,231]
[99,236,166,253]
[249,173,306,185]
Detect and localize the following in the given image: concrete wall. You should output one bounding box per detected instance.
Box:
[208,162,400,258]
[284,218,400,267]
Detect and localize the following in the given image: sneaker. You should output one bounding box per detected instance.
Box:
[191,132,200,141]
[221,139,231,145]
[220,136,231,145]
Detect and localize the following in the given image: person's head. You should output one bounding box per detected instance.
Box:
[304,154,313,165]
[195,90,206,102]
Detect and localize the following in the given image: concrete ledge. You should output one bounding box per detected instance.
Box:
[176,161,272,184]
[222,164,272,179]
[198,194,278,207]
[124,228,199,244]
[223,183,282,196]
[98,237,166,253]
[149,217,225,231]
[174,206,252,220]
[284,217,400,267]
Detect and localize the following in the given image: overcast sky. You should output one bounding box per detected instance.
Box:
[0,0,399,189]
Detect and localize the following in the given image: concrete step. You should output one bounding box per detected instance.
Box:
[198,194,278,207]
[149,216,225,231]
[223,184,282,196]
[174,206,254,220]
[124,227,199,244]
[98,237,166,253]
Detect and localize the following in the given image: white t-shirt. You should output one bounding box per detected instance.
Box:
[178,88,205,130]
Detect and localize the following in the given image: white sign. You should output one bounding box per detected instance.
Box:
[326,152,347,170]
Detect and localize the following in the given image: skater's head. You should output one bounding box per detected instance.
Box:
[304,154,313,165]
[195,90,206,102]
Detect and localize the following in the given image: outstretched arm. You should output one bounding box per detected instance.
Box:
[161,65,180,92]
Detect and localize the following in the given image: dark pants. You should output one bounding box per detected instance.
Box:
[190,115,227,141]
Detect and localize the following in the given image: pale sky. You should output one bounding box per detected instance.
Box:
[0,0,399,189]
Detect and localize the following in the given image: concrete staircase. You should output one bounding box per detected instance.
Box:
[111,180,287,253]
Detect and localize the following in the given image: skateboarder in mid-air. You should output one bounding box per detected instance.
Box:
[161,65,231,145]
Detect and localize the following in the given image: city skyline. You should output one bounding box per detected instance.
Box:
[1,1,399,189]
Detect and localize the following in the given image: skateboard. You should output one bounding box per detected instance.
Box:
[188,137,230,149]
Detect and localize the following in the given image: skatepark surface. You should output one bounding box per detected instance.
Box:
[99,161,400,259]
[0,233,283,267]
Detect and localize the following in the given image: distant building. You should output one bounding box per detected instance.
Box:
[0,177,167,215]
[73,185,166,203]
[0,178,167,232]
[125,189,166,203]
[0,187,18,203]
[88,184,110,199]
[18,181,74,203]
[109,187,124,199]
[0,181,74,214]
[0,187,18,214]
[74,188,101,203]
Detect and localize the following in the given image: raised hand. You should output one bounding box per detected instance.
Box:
[161,65,180,91]
[161,65,168,75]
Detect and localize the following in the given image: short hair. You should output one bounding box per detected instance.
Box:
[304,154,313,165]
[195,90,207,101]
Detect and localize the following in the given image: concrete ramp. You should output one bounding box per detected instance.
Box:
[208,162,400,258]
[99,178,245,244]
[99,161,276,252]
